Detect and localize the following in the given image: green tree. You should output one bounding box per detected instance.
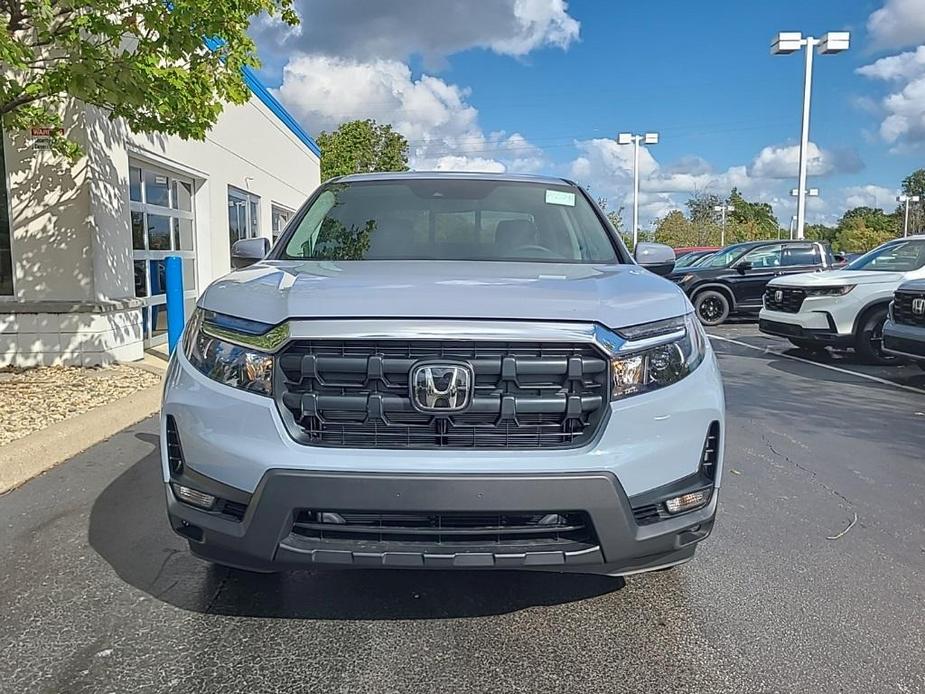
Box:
[834,216,897,253]
[0,0,295,158]
[804,223,838,245]
[728,188,778,237]
[686,191,723,225]
[316,119,409,181]
[838,207,899,235]
[654,210,695,247]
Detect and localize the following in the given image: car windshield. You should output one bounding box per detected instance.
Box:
[846,239,925,272]
[688,252,716,267]
[675,251,714,268]
[278,179,620,263]
[702,245,749,268]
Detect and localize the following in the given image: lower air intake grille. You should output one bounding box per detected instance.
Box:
[291,510,595,547]
[165,415,184,474]
[701,421,721,480]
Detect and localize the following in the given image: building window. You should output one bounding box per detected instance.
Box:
[129,161,197,345]
[271,204,294,241]
[0,130,12,295]
[228,187,260,249]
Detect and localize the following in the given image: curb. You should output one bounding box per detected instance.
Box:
[0,358,166,495]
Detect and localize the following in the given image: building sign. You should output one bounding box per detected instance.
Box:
[30,126,58,151]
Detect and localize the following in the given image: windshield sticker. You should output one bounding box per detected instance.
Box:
[545,190,576,207]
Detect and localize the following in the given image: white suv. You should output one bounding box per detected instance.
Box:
[759,235,925,363]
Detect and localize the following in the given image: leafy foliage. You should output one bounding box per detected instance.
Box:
[834,207,900,252]
[0,0,297,158]
[899,168,925,234]
[316,119,409,181]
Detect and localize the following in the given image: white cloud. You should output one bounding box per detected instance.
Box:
[858,46,925,146]
[747,143,863,179]
[842,185,897,210]
[867,0,925,49]
[275,55,547,173]
[254,0,579,64]
[567,138,867,228]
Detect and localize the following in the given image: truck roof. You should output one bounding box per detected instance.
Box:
[332,171,577,186]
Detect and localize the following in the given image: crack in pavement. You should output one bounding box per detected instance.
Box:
[761,433,855,510]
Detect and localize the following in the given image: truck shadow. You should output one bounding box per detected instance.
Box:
[88,434,627,621]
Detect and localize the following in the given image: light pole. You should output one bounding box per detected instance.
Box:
[789,187,819,238]
[772,31,850,242]
[617,131,659,248]
[788,215,797,240]
[897,194,921,237]
[713,204,735,247]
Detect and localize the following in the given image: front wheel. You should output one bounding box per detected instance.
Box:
[854,308,900,365]
[694,290,731,326]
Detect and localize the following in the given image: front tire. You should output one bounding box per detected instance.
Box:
[694,290,731,326]
[854,307,900,365]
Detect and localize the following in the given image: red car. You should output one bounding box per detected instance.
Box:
[674,246,720,258]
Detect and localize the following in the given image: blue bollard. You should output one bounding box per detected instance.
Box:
[165,256,185,354]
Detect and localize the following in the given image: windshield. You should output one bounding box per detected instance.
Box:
[675,251,712,268]
[702,245,749,268]
[689,252,716,267]
[846,239,925,272]
[278,179,620,263]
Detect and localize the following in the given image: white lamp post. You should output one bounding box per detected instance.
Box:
[790,187,819,238]
[897,194,921,237]
[713,204,735,247]
[617,131,659,248]
[772,31,849,241]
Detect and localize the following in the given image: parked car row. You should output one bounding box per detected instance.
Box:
[669,240,836,326]
[668,235,925,367]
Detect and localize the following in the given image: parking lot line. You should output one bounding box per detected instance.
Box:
[709,334,925,396]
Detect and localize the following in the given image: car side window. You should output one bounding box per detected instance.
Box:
[781,244,818,266]
[742,244,782,268]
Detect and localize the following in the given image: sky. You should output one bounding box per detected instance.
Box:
[250,0,925,229]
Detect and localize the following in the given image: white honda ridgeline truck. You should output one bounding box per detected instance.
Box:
[161,172,725,577]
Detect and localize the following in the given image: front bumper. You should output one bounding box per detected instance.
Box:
[162,329,725,575]
[166,469,717,575]
[883,320,925,361]
[758,310,852,347]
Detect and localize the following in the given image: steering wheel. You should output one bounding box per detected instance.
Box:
[510,244,560,259]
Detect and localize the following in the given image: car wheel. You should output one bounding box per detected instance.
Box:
[854,307,900,365]
[788,338,827,355]
[694,290,730,326]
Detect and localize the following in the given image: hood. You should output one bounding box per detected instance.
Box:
[769,269,906,287]
[199,260,691,330]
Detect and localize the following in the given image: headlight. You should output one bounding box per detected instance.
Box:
[674,273,696,285]
[611,313,706,399]
[183,308,288,396]
[804,285,855,297]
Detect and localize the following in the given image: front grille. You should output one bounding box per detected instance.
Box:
[275,339,609,449]
[764,287,806,313]
[893,291,925,327]
[291,510,595,547]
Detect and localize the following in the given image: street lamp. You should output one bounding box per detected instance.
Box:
[713,204,735,247]
[617,131,659,248]
[790,188,819,238]
[787,215,797,240]
[897,194,921,237]
[772,30,850,241]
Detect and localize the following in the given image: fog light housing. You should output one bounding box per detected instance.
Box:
[665,488,711,514]
[172,483,217,510]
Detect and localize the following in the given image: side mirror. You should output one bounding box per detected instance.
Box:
[231,237,271,269]
[734,260,752,274]
[634,242,676,277]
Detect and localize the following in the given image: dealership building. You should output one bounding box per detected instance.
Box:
[0,71,320,367]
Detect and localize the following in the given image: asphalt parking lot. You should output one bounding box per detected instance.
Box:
[1,322,923,694]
